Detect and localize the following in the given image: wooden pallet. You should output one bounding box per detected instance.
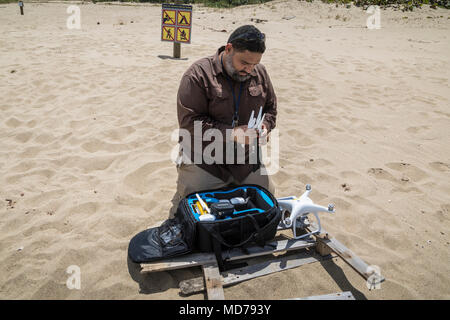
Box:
[179,250,330,297]
[287,291,355,300]
[139,223,384,300]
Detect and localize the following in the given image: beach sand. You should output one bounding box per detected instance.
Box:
[0,0,449,299]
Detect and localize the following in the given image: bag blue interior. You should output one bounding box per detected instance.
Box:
[187,186,274,221]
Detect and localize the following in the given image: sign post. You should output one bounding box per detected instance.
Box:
[161,3,192,59]
[19,1,24,15]
[174,42,181,59]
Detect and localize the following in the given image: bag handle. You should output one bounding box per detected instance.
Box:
[210,211,279,249]
[210,216,260,272]
[209,222,255,248]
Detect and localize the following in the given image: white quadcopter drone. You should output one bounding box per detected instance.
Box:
[277,184,335,239]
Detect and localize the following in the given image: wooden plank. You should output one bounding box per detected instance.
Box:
[140,252,216,273]
[223,238,315,262]
[180,251,329,295]
[202,262,225,300]
[173,42,181,58]
[315,232,333,256]
[287,291,355,300]
[308,223,385,283]
[140,237,315,274]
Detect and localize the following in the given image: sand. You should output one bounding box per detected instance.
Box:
[0,0,449,300]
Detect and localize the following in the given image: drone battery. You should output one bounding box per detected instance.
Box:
[210,202,235,219]
[230,197,247,211]
[230,197,246,205]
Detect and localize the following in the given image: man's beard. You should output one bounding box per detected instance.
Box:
[223,53,251,82]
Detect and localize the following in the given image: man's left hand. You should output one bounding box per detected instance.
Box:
[258,123,270,145]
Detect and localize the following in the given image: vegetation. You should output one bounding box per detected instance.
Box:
[97,0,450,9]
[319,0,450,10]
[0,0,271,5]
[1,0,448,9]
[90,0,274,8]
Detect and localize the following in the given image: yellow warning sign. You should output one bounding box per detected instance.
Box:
[176,27,190,43]
[162,10,176,25]
[161,4,192,44]
[177,11,191,27]
[162,26,175,41]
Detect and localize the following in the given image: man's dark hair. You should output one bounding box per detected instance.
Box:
[227,25,266,53]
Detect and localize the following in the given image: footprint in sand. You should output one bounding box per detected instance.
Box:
[81,138,130,153]
[428,161,450,172]
[103,126,136,142]
[367,167,397,182]
[339,170,360,180]
[339,170,379,197]
[406,125,431,134]
[385,162,428,182]
[304,158,332,168]
[123,161,171,194]
[5,117,22,128]
[286,129,315,146]
[433,110,450,118]
[14,131,34,143]
[26,120,37,128]
[312,127,329,137]
[433,204,450,223]
[6,169,56,184]
[34,132,56,145]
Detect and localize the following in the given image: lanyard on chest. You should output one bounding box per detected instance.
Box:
[228,80,243,128]
[221,54,243,128]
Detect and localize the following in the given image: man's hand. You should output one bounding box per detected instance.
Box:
[231,125,258,145]
[258,122,270,145]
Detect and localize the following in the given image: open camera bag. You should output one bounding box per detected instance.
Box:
[128,184,281,271]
